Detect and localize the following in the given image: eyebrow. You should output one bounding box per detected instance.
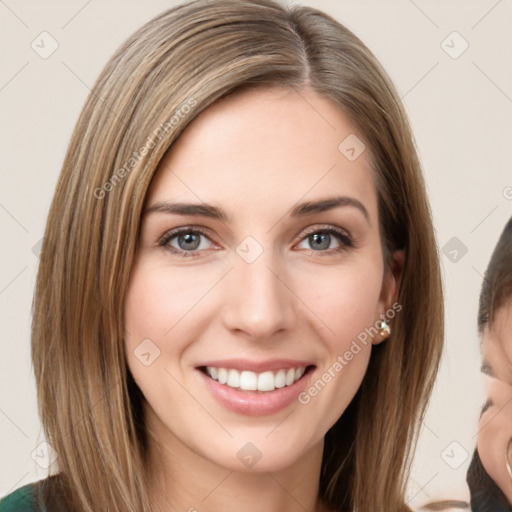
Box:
[480,358,495,377]
[480,398,494,418]
[144,195,371,224]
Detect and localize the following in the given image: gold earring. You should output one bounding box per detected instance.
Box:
[378,320,391,338]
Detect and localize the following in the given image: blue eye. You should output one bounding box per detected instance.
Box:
[159,225,354,258]
[296,226,354,254]
[159,228,213,258]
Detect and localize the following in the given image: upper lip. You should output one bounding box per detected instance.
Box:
[196,359,315,372]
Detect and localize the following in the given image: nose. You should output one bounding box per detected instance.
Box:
[220,252,296,341]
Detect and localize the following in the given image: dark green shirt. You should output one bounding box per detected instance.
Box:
[0,479,49,512]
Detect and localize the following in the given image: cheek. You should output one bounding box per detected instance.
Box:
[124,260,212,342]
[293,263,383,419]
[123,262,191,391]
[123,262,203,407]
[297,261,384,346]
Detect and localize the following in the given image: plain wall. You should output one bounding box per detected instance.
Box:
[1,0,511,509]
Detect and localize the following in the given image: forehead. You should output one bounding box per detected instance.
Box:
[146,86,378,223]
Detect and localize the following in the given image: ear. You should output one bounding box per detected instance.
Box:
[373,249,404,345]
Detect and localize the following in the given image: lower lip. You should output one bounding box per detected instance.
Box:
[197,368,314,416]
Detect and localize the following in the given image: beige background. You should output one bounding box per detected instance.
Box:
[1,0,511,508]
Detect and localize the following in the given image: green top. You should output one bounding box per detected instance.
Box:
[0,479,48,512]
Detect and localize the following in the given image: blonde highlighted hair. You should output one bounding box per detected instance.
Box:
[31,1,443,510]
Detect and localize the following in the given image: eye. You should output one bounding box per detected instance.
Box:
[159,227,216,258]
[295,225,354,255]
[159,225,355,259]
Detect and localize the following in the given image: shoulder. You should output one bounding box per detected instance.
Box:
[0,475,60,512]
[0,481,37,511]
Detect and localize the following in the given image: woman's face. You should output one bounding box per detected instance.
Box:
[124,86,402,473]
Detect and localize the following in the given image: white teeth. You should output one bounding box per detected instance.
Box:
[218,368,227,385]
[257,371,275,392]
[205,366,309,392]
[275,369,286,388]
[239,371,257,391]
[227,369,240,388]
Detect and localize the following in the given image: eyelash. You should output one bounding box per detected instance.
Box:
[158,225,355,259]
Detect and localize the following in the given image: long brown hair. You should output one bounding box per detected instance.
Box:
[31,1,444,510]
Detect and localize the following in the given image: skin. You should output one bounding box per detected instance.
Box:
[124,85,403,512]
[478,302,512,504]
[482,302,512,386]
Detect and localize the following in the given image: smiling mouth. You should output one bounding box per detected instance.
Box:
[198,365,315,392]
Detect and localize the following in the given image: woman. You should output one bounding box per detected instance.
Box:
[0,0,443,510]
[467,217,512,511]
